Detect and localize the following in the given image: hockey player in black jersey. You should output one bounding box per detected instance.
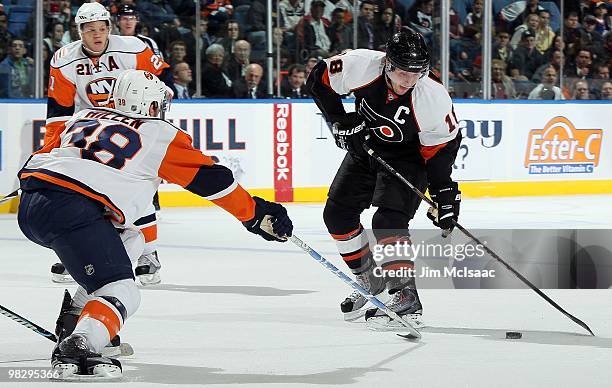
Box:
[305,31,461,329]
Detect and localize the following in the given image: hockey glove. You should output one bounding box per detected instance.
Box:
[243,196,293,242]
[427,183,461,236]
[330,112,369,155]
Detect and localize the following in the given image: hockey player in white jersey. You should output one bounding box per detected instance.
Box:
[305,31,461,329]
[18,70,293,380]
[45,2,173,286]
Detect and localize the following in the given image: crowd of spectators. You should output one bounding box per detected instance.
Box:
[0,0,609,100]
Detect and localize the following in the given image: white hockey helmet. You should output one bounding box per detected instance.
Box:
[113,69,167,117]
[75,2,111,35]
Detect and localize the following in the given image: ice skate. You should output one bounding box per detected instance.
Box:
[365,286,425,330]
[340,266,386,321]
[55,290,132,357]
[135,251,161,286]
[51,334,122,381]
[51,262,74,283]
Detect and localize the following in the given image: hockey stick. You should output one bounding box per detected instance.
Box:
[0,302,135,356]
[0,304,58,342]
[0,189,20,205]
[363,144,595,336]
[290,234,421,340]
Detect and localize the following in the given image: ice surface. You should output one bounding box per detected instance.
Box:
[1,195,611,387]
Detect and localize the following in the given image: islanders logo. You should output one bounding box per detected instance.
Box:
[85,77,116,108]
[525,116,603,174]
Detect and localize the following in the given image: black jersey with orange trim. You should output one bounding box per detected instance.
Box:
[305,49,461,189]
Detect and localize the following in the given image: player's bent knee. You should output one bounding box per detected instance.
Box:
[323,199,361,234]
[94,278,141,319]
[372,208,411,230]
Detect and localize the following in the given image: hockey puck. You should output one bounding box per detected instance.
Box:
[505,331,522,339]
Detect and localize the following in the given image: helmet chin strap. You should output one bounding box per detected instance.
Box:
[81,39,109,57]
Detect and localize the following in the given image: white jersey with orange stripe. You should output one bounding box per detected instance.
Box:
[22,108,255,227]
[45,35,170,145]
[321,49,386,95]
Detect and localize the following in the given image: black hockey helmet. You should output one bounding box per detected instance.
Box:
[385,31,430,74]
[117,4,138,19]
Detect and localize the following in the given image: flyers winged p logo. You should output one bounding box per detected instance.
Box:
[359,99,403,142]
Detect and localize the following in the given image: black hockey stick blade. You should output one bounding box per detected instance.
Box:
[0,304,58,342]
[455,224,595,336]
[363,143,595,337]
[0,189,20,205]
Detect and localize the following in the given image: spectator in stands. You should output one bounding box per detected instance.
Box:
[408,0,434,37]
[225,40,251,83]
[167,40,188,67]
[329,8,352,55]
[232,63,265,98]
[592,1,609,35]
[305,56,319,79]
[464,0,483,38]
[565,49,592,80]
[281,64,309,98]
[581,15,605,64]
[509,66,528,81]
[534,10,554,55]
[516,0,545,28]
[172,61,193,99]
[201,43,233,98]
[571,80,591,100]
[563,12,584,59]
[532,49,563,84]
[449,0,464,41]
[181,16,214,68]
[0,12,11,62]
[279,0,305,33]
[528,66,564,100]
[0,39,34,98]
[509,30,544,80]
[43,21,65,55]
[491,59,516,99]
[594,64,610,81]
[61,21,79,46]
[493,31,513,64]
[375,7,401,51]
[600,81,612,100]
[357,0,376,49]
[322,0,353,22]
[544,34,564,61]
[304,0,332,57]
[590,63,610,99]
[510,13,539,49]
[217,20,241,59]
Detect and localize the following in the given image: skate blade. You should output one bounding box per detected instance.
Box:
[51,274,75,284]
[365,314,426,331]
[51,363,122,382]
[101,342,135,357]
[343,309,366,322]
[137,272,161,286]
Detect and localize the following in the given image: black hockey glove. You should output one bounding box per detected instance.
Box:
[427,183,461,237]
[330,112,369,155]
[243,196,293,242]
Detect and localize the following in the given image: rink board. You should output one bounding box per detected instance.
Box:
[0,100,610,212]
